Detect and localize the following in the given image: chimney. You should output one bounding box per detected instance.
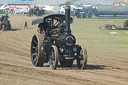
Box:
[65,5,71,33]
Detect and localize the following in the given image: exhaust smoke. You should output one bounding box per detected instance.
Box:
[66,0,81,5]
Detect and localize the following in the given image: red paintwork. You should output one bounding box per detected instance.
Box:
[9,4,34,9]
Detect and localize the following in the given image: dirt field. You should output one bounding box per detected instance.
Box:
[0,15,128,85]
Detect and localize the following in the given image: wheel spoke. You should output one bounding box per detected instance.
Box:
[34,57,38,62]
[51,50,55,57]
[34,40,38,45]
[52,57,55,60]
[80,60,83,64]
[52,57,55,61]
[51,56,55,65]
[80,50,83,55]
[33,53,37,56]
[33,46,37,49]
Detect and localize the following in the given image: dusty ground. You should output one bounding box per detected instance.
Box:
[0,15,128,85]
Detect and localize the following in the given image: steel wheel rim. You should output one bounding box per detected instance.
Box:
[77,46,87,69]
[31,37,39,65]
[79,49,84,68]
[51,48,55,67]
[49,45,58,70]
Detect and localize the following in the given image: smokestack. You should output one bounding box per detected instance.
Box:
[65,5,71,33]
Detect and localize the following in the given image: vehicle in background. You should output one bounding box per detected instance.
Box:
[100,20,128,30]
[96,6,128,17]
[28,6,45,16]
[0,15,11,31]
[14,7,29,14]
[74,6,98,18]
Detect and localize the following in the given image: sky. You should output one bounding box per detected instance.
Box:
[0,0,8,4]
[37,0,118,5]
[0,0,119,5]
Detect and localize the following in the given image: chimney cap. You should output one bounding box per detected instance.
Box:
[65,6,71,9]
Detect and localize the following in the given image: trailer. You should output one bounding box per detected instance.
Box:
[100,20,128,30]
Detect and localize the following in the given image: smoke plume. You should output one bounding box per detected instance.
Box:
[66,0,80,5]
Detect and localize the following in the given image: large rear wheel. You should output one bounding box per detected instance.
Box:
[49,45,58,70]
[77,46,87,69]
[31,34,45,67]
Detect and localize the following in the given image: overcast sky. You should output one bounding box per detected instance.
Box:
[0,0,118,5]
[37,0,117,5]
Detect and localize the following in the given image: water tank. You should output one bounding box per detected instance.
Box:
[96,6,128,16]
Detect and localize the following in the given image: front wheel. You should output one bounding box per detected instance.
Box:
[77,46,87,69]
[49,45,58,70]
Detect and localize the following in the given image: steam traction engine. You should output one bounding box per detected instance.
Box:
[0,15,11,31]
[31,6,87,69]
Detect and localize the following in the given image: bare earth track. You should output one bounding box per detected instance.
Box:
[0,15,128,85]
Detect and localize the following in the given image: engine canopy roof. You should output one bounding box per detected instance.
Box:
[32,14,73,25]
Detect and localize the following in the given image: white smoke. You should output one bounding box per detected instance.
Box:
[66,0,80,4]
[65,0,81,5]
[125,0,128,3]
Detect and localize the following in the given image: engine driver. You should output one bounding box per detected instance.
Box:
[37,22,48,33]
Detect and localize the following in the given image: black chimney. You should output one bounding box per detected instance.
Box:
[65,5,71,33]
